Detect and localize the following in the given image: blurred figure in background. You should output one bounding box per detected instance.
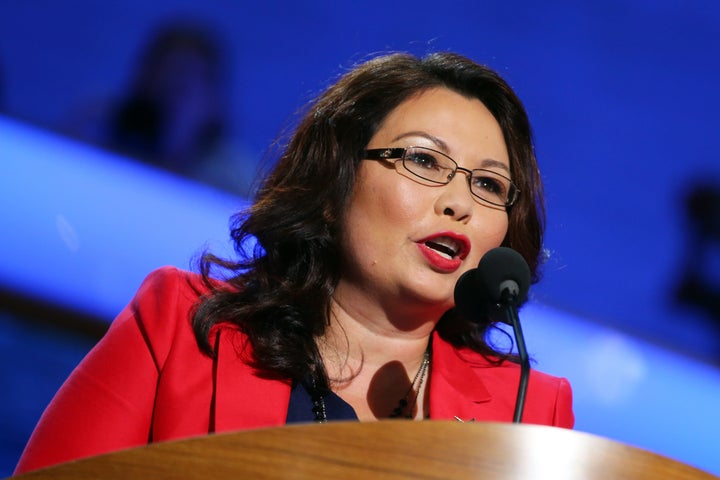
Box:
[68,21,257,197]
[675,181,720,350]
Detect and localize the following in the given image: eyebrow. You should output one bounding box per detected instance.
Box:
[390,131,511,174]
[392,131,449,151]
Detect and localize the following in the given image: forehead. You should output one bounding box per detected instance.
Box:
[370,87,509,167]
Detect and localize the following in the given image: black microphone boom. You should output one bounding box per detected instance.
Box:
[453,247,532,423]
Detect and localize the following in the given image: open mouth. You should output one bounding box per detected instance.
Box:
[425,237,463,259]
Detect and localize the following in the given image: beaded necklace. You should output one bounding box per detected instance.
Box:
[312,347,431,423]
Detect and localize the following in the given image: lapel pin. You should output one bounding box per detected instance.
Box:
[453,416,475,423]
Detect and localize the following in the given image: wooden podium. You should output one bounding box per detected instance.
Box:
[12,421,718,479]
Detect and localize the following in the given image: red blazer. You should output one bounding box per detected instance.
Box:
[15,267,574,474]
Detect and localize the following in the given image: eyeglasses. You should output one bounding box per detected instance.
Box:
[363,146,519,208]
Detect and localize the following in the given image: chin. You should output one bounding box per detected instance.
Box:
[406,288,454,313]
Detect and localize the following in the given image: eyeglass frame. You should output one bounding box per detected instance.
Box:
[363,146,520,208]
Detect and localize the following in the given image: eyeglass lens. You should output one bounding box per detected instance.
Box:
[400,146,514,207]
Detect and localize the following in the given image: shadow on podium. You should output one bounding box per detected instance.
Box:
[10,421,719,479]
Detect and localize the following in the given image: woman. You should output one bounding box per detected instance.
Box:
[15,52,573,474]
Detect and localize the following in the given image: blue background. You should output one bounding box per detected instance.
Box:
[1,0,719,477]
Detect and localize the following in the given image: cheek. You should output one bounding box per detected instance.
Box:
[341,178,406,252]
[469,212,509,263]
[385,184,430,223]
[362,176,428,227]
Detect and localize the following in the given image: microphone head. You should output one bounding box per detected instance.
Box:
[476,247,531,306]
[453,247,532,321]
[453,267,487,321]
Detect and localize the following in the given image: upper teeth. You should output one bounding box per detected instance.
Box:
[426,237,461,258]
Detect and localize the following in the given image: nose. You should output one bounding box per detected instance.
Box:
[436,168,474,223]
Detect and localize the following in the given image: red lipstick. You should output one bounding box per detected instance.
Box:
[416,232,471,272]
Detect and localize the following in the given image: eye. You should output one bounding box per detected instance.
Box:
[405,151,441,171]
[472,174,507,196]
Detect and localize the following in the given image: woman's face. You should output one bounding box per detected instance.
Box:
[335,87,511,321]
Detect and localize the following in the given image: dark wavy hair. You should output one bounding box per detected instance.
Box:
[192,52,545,390]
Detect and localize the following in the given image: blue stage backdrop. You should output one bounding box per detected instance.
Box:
[1,0,719,477]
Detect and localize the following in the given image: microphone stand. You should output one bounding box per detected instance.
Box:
[501,289,530,423]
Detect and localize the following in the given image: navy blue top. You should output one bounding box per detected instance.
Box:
[285,380,358,423]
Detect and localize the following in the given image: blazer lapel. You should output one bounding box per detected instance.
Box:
[212,327,291,433]
[429,332,497,422]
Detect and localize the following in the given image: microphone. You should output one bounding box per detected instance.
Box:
[454,247,532,423]
[474,247,531,307]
